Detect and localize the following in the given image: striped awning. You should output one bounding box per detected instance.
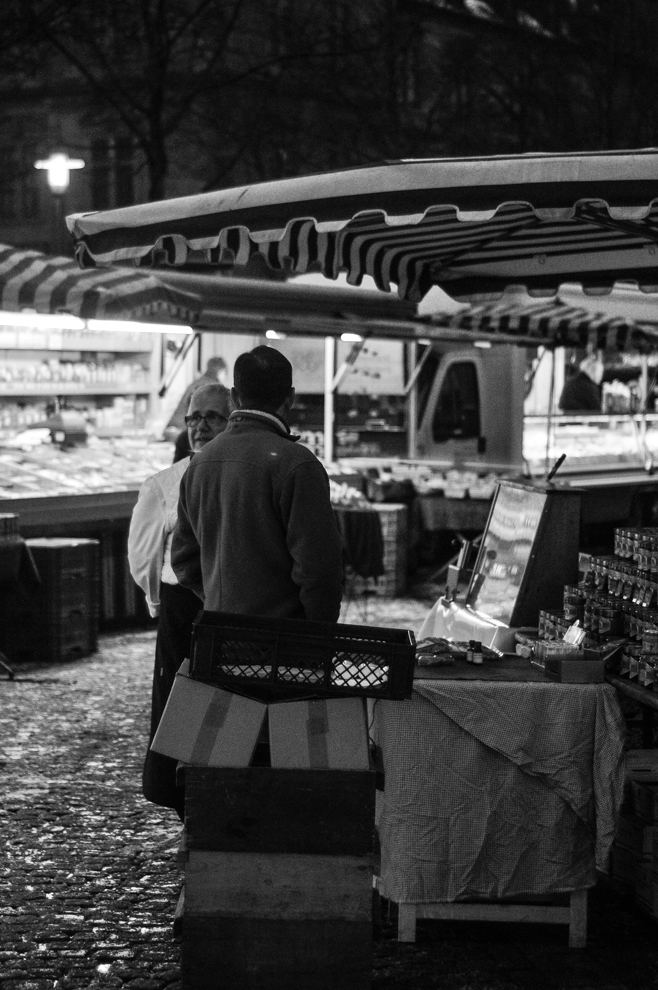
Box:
[67,150,658,302]
[427,293,658,353]
[0,243,200,323]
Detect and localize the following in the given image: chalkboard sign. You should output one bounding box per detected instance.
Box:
[466,480,580,628]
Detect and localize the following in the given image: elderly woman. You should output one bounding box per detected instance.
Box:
[128,382,232,819]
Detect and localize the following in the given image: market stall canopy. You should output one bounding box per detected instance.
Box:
[150,270,658,354]
[67,149,658,303]
[0,243,200,323]
[158,268,416,326]
[426,287,658,354]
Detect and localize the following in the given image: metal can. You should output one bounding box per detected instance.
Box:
[642,625,658,655]
[563,585,584,623]
[595,604,624,639]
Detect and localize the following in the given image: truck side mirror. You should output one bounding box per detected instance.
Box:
[478,436,487,454]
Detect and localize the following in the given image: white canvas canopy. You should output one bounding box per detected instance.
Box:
[68,150,658,302]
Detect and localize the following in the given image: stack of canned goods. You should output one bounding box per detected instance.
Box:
[531,526,658,688]
[538,608,570,641]
[580,526,658,689]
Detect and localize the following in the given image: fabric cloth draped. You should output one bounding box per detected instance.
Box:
[373,673,626,903]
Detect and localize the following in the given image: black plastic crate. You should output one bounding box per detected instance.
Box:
[26,538,99,576]
[25,537,100,622]
[190,611,416,702]
[0,619,96,664]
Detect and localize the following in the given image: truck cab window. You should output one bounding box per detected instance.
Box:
[432,361,480,441]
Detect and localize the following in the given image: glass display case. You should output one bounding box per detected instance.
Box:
[523,413,658,478]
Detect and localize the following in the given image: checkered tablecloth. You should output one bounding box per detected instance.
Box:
[373,677,626,903]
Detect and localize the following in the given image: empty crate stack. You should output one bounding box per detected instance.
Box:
[153,610,416,990]
[2,537,100,663]
[610,750,658,920]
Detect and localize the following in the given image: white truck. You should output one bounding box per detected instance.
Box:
[347,336,658,537]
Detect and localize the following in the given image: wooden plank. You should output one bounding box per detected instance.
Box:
[176,831,188,868]
[415,902,571,924]
[183,766,376,855]
[173,887,184,937]
[185,851,373,920]
[388,892,588,945]
[398,903,417,942]
[568,889,588,948]
[183,916,372,990]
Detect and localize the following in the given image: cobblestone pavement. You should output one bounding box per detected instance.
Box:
[2,595,658,990]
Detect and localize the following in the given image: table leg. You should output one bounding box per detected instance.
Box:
[398,903,417,942]
[568,889,587,948]
[0,649,14,680]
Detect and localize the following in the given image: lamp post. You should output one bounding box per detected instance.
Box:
[34,153,85,256]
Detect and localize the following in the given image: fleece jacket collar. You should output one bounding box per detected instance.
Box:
[228,408,300,441]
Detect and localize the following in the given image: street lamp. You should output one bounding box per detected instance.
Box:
[34,152,85,254]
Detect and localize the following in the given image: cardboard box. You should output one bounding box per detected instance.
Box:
[626,749,658,779]
[631,781,658,824]
[624,751,658,814]
[269,697,370,770]
[609,843,640,884]
[151,660,266,767]
[615,813,658,859]
[635,861,655,909]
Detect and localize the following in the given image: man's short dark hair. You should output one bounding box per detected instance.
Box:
[234,346,293,410]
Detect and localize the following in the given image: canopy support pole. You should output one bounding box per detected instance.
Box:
[323,337,366,463]
[158,331,201,397]
[404,342,434,458]
[332,339,366,391]
[324,336,336,464]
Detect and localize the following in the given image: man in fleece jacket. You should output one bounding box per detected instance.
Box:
[171,345,343,622]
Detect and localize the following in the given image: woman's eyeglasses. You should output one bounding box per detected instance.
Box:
[185,411,228,428]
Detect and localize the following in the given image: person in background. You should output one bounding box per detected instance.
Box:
[128,382,233,820]
[172,345,343,622]
[168,356,228,462]
[559,351,604,413]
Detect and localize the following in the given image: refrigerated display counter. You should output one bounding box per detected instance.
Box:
[0,436,175,628]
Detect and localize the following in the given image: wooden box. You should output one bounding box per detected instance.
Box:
[181,765,376,856]
[543,658,605,683]
[180,766,376,990]
[183,915,372,990]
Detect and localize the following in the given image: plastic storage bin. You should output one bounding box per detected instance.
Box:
[189,610,416,702]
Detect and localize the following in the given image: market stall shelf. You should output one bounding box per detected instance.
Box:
[372,655,626,948]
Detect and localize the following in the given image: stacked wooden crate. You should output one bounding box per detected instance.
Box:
[180,763,376,990]
[152,612,415,990]
[0,536,99,662]
[609,750,658,920]
[345,503,408,598]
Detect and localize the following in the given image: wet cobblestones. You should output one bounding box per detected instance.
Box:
[1,630,184,990]
[2,596,658,989]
